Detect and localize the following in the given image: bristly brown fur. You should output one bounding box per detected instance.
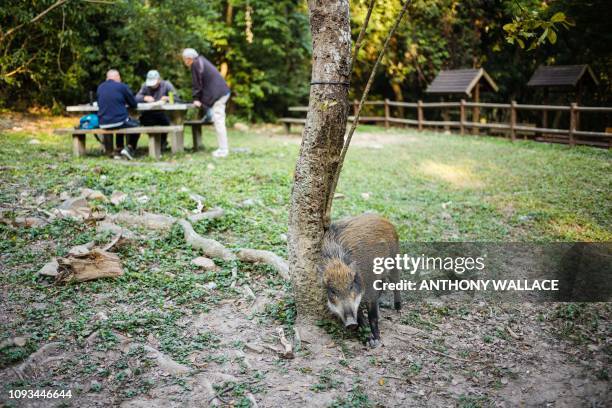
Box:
[322,259,354,294]
[319,213,400,345]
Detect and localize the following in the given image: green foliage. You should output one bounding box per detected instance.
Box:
[0,0,311,120]
[349,0,610,106]
[263,294,296,328]
[503,4,574,50]
[310,368,341,392]
[2,0,611,118]
[457,394,493,408]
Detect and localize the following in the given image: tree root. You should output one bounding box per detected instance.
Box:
[112,331,190,375]
[108,211,175,231]
[13,342,63,379]
[188,207,225,223]
[177,219,236,261]
[236,248,290,280]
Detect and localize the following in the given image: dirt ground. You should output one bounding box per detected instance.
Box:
[1,116,610,407]
[1,292,610,407]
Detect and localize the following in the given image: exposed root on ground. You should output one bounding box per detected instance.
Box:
[178,219,236,261]
[188,207,225,223]
[109,211,176,231]
[236,248,290,280]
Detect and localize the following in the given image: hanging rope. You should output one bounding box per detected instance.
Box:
[310,2,375,89]
[350,0,377,75]
[324,0,413,226]
[310,81,350,86]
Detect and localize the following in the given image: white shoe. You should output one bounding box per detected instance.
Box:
[120,147,134,160]
[212,149,229,158]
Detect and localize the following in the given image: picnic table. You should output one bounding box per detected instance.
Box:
[66,101,194,123]
[57,102,199,159]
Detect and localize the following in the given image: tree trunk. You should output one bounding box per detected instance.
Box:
[288,0,351,320]
[390,81,404,119]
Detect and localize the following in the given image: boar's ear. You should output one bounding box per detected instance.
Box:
[317,264,327,284]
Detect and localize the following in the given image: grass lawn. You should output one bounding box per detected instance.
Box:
[1,122,610,245]
[0,118,610,406]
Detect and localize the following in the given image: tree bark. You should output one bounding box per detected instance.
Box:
[390,81,405,118]
[288,0,351,320]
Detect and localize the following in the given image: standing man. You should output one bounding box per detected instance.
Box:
[182,48,231,158]
[96,69,139,159]
[135,70,178,151]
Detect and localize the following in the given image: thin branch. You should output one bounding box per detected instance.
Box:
[3,55,37,78]
[3,0,70,39]
[57,7,66,74]
[78,0,118,4]
[324,0,412,226]
[513,0,526,13]
[349,0,376,75]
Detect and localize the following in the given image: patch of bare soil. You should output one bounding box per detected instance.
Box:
[0,112,74,133]
[144,299,607,406]
[2,292,608,407]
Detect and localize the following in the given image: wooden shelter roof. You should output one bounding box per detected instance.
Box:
[425,68,498,96]
[527,64,598,88]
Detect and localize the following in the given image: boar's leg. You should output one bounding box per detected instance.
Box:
[357,306,367,329]
[367,301,381,348]
[391,267,402,310]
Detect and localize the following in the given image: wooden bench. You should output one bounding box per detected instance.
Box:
[279,106,308,132]
[53,126,184,159]
[183,119,212,151]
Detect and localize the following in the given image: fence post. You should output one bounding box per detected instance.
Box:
[472,84,480,135]
[384,98,390,128]
[442,105,450,132]
[510,100,517,141]
[569,103,577,147]
[460,99,466,135]
[417,100,423,131]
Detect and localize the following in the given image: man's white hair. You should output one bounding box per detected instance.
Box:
[106,69,120,79]
[182,48,199,59]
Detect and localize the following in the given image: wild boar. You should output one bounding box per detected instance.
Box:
[319,213,400,347]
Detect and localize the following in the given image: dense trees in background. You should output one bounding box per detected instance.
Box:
[1,0,610,120]
[0,0,311,120]
[349,0,610,106]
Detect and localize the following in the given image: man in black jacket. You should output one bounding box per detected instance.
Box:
[96,69,139,159]
[182,48,231,158]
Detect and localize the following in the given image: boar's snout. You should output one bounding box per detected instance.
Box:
[344,315,358,329]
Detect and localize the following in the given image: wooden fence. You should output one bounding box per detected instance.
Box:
[350,99,612,148]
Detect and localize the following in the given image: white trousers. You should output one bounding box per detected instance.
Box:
[211,93,230,150]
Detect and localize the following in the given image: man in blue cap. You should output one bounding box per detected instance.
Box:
[134,70,178,153]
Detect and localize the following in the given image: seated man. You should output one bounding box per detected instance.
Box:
[96,69,139,159]
[135,70,178,151]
